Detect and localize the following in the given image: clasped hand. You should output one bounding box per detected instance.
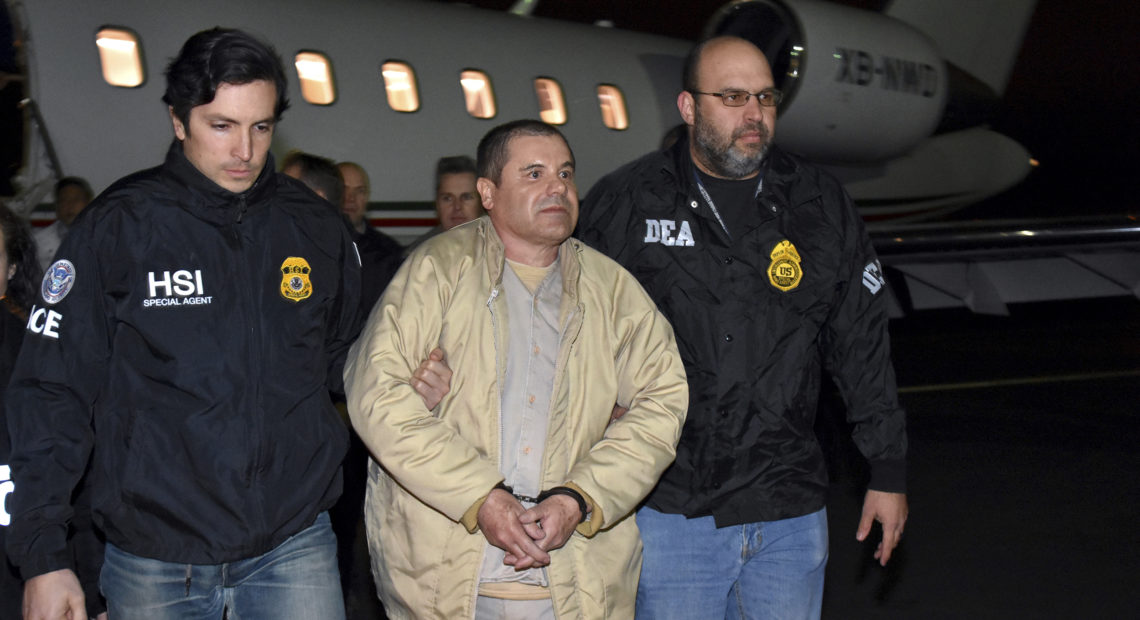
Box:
[476,488,581,570]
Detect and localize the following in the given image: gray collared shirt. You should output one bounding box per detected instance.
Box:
[479,260,562,587]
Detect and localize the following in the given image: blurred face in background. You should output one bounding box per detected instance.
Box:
[338,163,369,230]
[435,172,482,230]
[55,184,91,226]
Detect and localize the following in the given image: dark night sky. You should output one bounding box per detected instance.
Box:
[457,0,1138,219]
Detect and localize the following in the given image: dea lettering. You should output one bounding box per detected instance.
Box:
[280,257,313,302]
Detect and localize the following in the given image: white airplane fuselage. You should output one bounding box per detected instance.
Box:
[8,0,1036,240]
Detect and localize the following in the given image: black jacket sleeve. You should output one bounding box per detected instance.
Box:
[818,184,907,493]
[578,170,633,259]
[5,215,111,580]
[324,225,363,397]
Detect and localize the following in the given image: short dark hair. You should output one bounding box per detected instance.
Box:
[54,176,93,202]
[163,28,289,133]
[0,203,41,315]
[476,120,574,185]
[281,151,343,207]
[435,155,476,191]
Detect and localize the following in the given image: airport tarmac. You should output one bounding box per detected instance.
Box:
[820,296,1139,619]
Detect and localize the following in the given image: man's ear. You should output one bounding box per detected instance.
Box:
[169,106,187,141]
[476,177,496,211]
[677,91,696,127]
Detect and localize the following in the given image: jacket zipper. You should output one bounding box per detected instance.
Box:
[234,192,249,224]
[486,287,504,480]
[233,195,266,541]
[470,286,503,617]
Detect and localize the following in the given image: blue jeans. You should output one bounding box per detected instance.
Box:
[635,506,828,620]
[100,512,345,620]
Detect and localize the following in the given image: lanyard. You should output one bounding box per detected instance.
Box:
[692,170,764,239]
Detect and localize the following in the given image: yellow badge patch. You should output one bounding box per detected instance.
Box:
[280,257,313,302]
[767,240,803,291]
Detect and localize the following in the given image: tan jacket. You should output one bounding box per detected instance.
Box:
[345,217,688,619]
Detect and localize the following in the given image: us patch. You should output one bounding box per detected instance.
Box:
[41,259,76,304]
[280,256,313,302]
[767,240,803,292]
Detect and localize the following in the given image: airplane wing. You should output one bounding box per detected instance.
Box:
[872,216,1140,316]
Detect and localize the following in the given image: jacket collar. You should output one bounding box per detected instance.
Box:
[161,140,277,223]
[477,216,582,305]
[758,145,823,209]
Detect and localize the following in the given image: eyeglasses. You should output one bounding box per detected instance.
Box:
[690,88,783,108]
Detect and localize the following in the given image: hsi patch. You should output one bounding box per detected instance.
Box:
[143,269,212,308]
[41,260,76,304]
[280,257,313,302]
[767,240,803,292]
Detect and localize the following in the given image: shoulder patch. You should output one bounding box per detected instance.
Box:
[41,259,77,304]
[767,240,803,292]
[862,259,885,295]
[280,256,313,302]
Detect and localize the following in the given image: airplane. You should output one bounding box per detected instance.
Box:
[2,0,1137,314]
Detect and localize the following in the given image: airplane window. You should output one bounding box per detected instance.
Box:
[460,70,496,119]
[597,85,629,130]
[294,51,335,105]
[95,28,144,88]
[534,78,567,125]
[381,61,420,112]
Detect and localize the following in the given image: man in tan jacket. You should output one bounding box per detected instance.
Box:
[344,120,688,619]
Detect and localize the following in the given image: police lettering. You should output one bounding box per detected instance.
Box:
[644,219,695,247]
[27,305,62,339]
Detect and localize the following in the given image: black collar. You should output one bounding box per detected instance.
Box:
[161,140,277,224]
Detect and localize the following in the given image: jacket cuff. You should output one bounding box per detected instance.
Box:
[460,492,491,534]
[19,549,74,582]
[565,481,604,538]
[868,458,907,494]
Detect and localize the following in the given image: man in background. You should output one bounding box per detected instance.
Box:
[337,161,403,314]
[281,150,343,208]
[404,154,484,256]
[34,176,92,271]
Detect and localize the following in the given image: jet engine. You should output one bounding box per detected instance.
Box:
[705,0,951,164]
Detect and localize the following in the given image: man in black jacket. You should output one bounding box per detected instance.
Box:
[6,28,360,620]
[577,36,908,619]
[337,161,404,314]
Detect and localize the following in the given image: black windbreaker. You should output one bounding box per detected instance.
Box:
[578,139,906,526]
[5,143,361,579]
